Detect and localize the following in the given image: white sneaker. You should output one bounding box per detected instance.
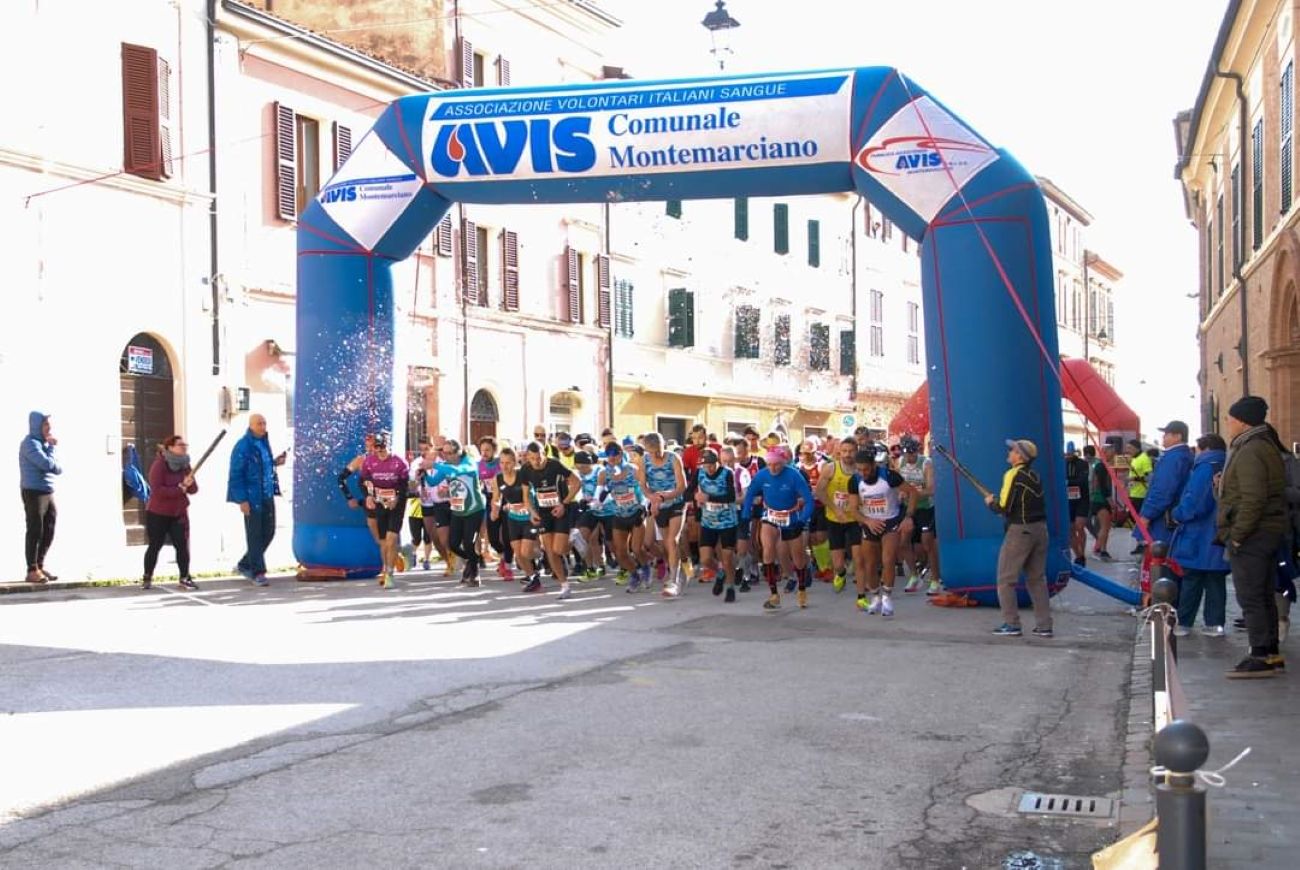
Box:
[1172,625,1190,638]
[556,584,573,601]
[881,593,895,618]
[661,582,680,599]
[866,593,882,615]
[925,579,943,596]
[1199,625,1226,637]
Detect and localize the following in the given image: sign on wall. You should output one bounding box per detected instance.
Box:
[126,345,154,375]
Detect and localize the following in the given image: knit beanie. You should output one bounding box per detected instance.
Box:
[1228,395,1268,427]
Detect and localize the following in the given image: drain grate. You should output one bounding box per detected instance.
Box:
[1016,792,1115,818]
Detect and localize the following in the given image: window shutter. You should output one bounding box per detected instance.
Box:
[564,246,581,323]
[461,219,479,304]
[839,329,855,376]
[333,122,353,170]
[273,101,297,220]
[458,37,474,89]
[666,199,683,219]
[615,280,635,337]
[497,56,511,86]
[596,254,611,327]
[810,323,830,370]
[436,214,453,256]
[807,219,820,267]
[1252,119,1264,250]
[502,229,520,311]
[157,57,174,178]
[774,314,791,366]
[1283,63,1294,212]
[773,203,789,254]
[121,43,161,180]
[668,288,694,347]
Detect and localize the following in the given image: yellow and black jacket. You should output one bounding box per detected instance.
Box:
[993,464,1046,526]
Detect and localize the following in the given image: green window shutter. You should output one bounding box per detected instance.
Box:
[734,197,749,240]
[773,203,789,255]
[774,314,791,366]
[839,329,856,376]
[666,199,682,219]
[668,287,694,347]
[807,219,820,267]
[810,323,830,370]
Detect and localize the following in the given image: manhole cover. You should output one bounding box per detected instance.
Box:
[1016,792,1115,818]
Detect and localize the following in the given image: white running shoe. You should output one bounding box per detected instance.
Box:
[881,593,894,618]
[661,582,680,599]
[866,593,882,615]
[1199,625,1226,637]
[903,575,921,593]
[556,584,573,601]
[925,579,943,595]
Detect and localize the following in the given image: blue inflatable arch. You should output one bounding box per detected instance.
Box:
[295,67,1071,605]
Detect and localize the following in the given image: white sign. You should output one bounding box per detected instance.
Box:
[317,131,423,251]
[126,345,153,375]
[422,72,853,182]
[854,95,999,223]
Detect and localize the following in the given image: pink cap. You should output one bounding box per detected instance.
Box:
[766,447,787,464]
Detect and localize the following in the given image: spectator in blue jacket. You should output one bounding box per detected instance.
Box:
[225,414,285,586]
[1139,420,1195,548]
[1169,433,1230,636]
[19,411,61,584]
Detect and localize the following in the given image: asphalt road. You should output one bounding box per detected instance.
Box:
[0,556,1141,869]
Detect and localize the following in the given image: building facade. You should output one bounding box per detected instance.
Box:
[1176,0,1300,445]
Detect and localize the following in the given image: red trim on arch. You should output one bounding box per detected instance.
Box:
[927,231,966,539]
[852,68,899,153]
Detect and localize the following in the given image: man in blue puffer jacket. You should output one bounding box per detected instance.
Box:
[1169,433,1230,635]
[19,411,62,584]
[226,414,285,586]
[1140,420,1195,548]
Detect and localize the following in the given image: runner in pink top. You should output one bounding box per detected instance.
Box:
[359,432,409,588]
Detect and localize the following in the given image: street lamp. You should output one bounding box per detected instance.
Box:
[702,0,740,69]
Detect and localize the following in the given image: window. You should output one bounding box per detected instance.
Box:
[774,314,791,366]
[1252,119,1263,251]
[907,301,919,333]
[882,220,893,243]
[839,328,855,376]
[906,301,920,365]
[668,287,695,347]
[1106,298,1115,343]
[657,416,689,446]
[1203,217,1212,314]
[803,427,828,441]
[1283,62,1294,213]
[290,115,320,217]
[725,420,757,439]
[475,225,490,306]
[809,323,830,370]
[666,199,682,219]
[734,305,761,359]
[807,219,821,267]
[472,52,485,87]
[121,43,172,181]
[734,197,749,240]
[1216,193,1224,297]
[1057,272,1067,326]
[774,203,789,254]
[869,290,884,358]
[614,279,635,337]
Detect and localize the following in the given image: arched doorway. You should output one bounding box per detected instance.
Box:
[1267,273,1300,446]
[469,389,499,445]
[120,334,175,544]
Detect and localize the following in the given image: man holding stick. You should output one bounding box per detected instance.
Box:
[985,439,1053,639]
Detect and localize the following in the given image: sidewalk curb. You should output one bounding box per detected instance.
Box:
[1118,618,1155,835]
[0,567,298,596]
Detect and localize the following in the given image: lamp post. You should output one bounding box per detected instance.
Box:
[702,0,740,70]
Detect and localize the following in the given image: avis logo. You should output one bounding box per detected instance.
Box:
[855,136,990,176]
[430,117,596,178]
[320,186,357,203]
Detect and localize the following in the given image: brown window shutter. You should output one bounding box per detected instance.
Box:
[273,102,297,220]
[502,229,520,311]
[461,218,479,304]
[596,254,611,328]
[458,37,474,89]
[332,122,353,170]
[436,214,453,256]
[121,43,161,180]
[564,246,581,323]
[497,56,511,86]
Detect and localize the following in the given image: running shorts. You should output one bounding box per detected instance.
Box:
[826,519,862,551]
[373,503,404,536]
[699,525,738,549]
[911,507,937,543]
[537,505,573,536]
[613,509,646,533]
[1068,499,1089,522]
[506,518,538,543]
[425,502,452,529]
[811,504,828,533]
[408,515,426,544]
[859,513,905,544]
[654,503,684,529]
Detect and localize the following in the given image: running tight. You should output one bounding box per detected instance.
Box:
[143,512,191,578]
[449,511,483,567]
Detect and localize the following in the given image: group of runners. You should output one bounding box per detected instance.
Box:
[336,424,945,613]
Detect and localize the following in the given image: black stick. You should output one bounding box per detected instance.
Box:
[932,443,995,499]
[191,429,228,475]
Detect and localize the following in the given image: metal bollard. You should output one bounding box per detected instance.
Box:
[1153,719,1210,870]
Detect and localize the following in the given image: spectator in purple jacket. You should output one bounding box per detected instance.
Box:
[142,435,198,590]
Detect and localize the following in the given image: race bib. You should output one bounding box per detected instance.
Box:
[862,497,888,518]
[1067,486,1082,500]
[832,491,849,510]
[376,488,397,509]
[537,490,560,508]
[436,483,450,499]
[450,496,466,512]
[765,509,791,527]
[704,502,726,515]
[613,490,637,508]
[507,502,527,515]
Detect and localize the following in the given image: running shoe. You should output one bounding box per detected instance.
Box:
[712,575,726,596]
[615,569,630,586]
[991,623,1023,637]
[500,563,515,582]
[832,573,846,593]
[724,586,736,603]
[699,566,716,583]
[763,592,780,610]
[421,559,432,571]
[395,553,407,573]
[467,559,480,582]
[738,578,752,593]
[237,567,255,582]
[655,560,667,582]
[855,595,868,611]
[141,576,153,590]
[253,574,269,587]
[1265,654,1287,672]
[443,555,458,577]
[523,575,543,594]
[1172,625,1190,638]
[584,567,603,581]
[626,572,642,593]
[1097,551,1113,561]
[465,576,481,588]
[903,575,922,594]
[178,577,198,590]
[1073,555,1086,568]
[379,572,392,589]
[815,568,833,583]
[661,582,680,599]
[880,593,894,618]
[865,594,882,615]
[557,584,573,601]
[784,577,797,594]
[1200,625,1226,637]
[1226,656,1276,678]
[925,579,943,596]
[1031,627,1054,639]
[797,589,808,609]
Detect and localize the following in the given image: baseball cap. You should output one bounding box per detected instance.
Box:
[1005,438,1038,460]
[854,448,877,464]
[1064,441,1077,455]
[765,447,787,464]
[372,431,389,448]
[1157,420,1190,439]
[573,451,597,465]
[700,448,720,464]
[622,435,635,446]
[900,435,920,452]
[556,431,572,445]
[604,442,623,457]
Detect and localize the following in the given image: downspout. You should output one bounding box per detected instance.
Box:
[1215,67,1250,393]
[605,202,614,430]
[454,0,469,441]
[207,0,221,376]
[849,195,862,405]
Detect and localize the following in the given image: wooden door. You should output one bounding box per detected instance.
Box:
[120,335,174,544]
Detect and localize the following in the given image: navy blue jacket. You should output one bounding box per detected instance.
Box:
[19,411,61,493]
[1141,443,1194,545]
[1169,449,1230,572]
[226,429,278,511]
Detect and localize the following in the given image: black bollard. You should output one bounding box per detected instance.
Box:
[1153,719,1210,870]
